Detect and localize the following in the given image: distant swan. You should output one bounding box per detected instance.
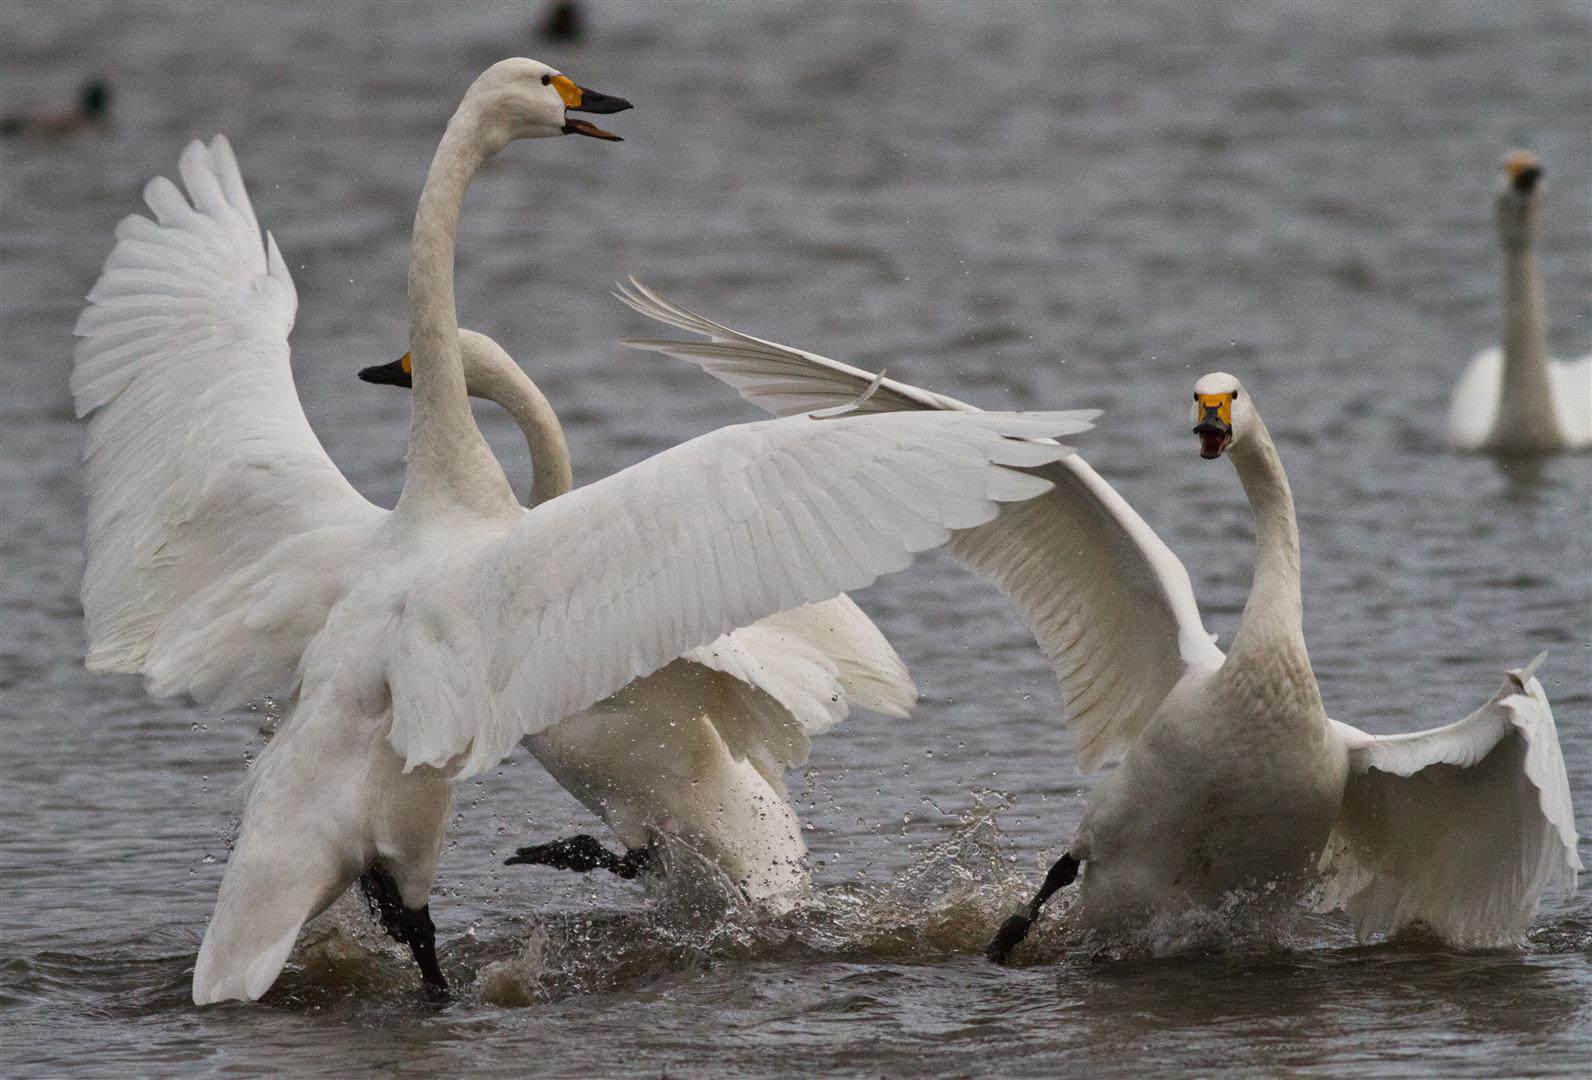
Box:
[614,283,1580,961]
[1448,150,1592,452]
[359,333,916,903]
[71,62,1093,1005]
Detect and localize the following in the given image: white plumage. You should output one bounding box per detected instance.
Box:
[1324,654,1579,942]
[72,62,1094,1004]
[1447,150,1592,452]
[618,284,1580,950]
[364,330,916,901]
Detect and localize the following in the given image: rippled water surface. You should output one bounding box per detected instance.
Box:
[2,1,1589,1076]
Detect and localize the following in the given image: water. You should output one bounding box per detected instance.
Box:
[2,1,1589,1075]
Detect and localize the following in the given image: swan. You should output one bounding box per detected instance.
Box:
[71,61,1096,1005]
[358,332,917,903]
[1448,150,1592,452]
[613,282,1581,959]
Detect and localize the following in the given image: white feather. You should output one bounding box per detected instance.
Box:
[1320,655,1580,945]
[616,278,1221,770]
[616,286,1580,950]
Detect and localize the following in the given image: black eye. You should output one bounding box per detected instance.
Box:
[1232,390,1240,399]
[541,74,552,86]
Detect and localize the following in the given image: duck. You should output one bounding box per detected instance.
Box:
[71,62,1093,1004]
[358,332,916,904]
[612,282,1580,961]
[1447,150,1592,452]
[0,78,110,137]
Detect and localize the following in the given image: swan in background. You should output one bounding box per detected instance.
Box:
[72,61,1094,1005]
[1448,151,1592,452]
[614,283,1580,960]
[358,333,916,903]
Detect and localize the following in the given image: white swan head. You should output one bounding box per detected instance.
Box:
[360,329,513,398]
[1495,149,1542,251]
[1191,371,1253,460]
[460,57,631,146]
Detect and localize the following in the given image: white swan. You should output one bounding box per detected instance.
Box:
[358,333,916,903]
[614,283,1581,958]
[1448,150,1592,452]
[71,61,1096,1005]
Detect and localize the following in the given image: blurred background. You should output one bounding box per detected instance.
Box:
[2,2,1588,1077]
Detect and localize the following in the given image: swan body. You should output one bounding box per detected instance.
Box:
[72,64,1095,1004]
[361,331,916,902]
[617,284,1580,950]
[1448,151,1592,452]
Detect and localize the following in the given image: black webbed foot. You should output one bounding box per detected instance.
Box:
[359,863,449,998]
[504,834,651,879]
[985,852,1080,965]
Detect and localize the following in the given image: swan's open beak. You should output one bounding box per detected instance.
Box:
[359,353,412,389]
[553,74,631,141]
[1193,394,1233,459]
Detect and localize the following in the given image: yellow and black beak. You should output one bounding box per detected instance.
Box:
[552,73,631,141]
[1193,393,1233,459]
[1504,150,1542,195]
[359,352,412,388]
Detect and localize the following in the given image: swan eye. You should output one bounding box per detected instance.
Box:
[1232,390,1240,400]
[541,74,552,86]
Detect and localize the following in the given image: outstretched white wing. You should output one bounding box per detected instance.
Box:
[1321,654,1580,946]
[616,280,1223,770]
[385,407,1095,777]
[72,136,382,709]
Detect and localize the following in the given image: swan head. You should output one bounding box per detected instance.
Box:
[462,57,630,146]
[1191,372,1252,460]
[1495,150,1542,250]
[359,330,514,400]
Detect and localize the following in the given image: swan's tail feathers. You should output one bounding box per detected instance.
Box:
[192,824,345,1005]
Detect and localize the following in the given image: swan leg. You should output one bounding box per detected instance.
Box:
[985,852,1080,965]
[503,834,651,879]
[359,864,448,1000]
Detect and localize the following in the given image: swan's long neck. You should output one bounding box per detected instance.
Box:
[483,364,573,506]
[1495,232,1562,442]
[1223,415,1323,716]
[396,107,518,518]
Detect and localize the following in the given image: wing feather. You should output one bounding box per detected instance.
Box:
[1320,655,1581,945]
[684,595,917,774]
[72,136,380,707]
[386,408,1095,777]
[615,281,1223,769]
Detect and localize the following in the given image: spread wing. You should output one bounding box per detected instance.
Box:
[615,280,1223,770]
[384,407,1096,778]
[1320,654,1581,946]
[71,136,382,709]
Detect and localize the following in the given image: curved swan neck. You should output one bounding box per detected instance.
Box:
[1496,222,1561,442]
[1225,414,1311,676]
[397,105,518,518]
[477,360,573,506]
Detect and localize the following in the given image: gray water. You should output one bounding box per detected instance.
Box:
[2,1,1589,1076]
